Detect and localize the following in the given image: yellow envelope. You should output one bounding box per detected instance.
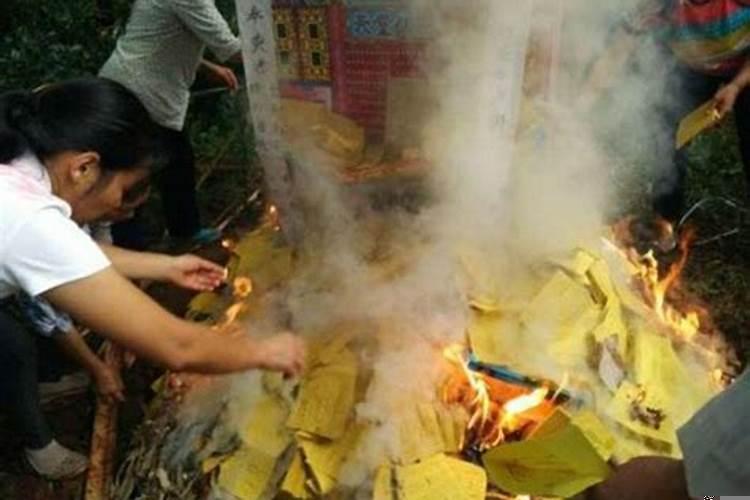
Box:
[395,454,486,500]
[287,348,358,440]
[676,99,720,150]
[484,411,612,498]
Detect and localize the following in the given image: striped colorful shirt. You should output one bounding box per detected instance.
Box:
[627,0,750,75]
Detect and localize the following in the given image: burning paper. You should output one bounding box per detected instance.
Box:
[483,408,612,497]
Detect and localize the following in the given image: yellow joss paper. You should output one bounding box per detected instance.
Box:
[585,258,617,307]
[606,381,676,448]
[484,411,612,498]
[467,312,508,366]
[556,249,597,278]
[281,450,314,499]
[373,465,394,500]
[287,348,358,440]
[522,270,595,328]
[533,409,616,462]
[631,330,713,431]
[396,403,457,464]
[232,227,293,291]
[458,248,502,313]
[186,291,223,319]
[217,446,279,500]
[299,425,364,495]
[676,99,720,149]
[395,454,487,500]
[241,395,292,455]
[592,301,629,360]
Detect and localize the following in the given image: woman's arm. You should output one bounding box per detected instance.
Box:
[54,328,125,402]
[713,58,750,117]
[578,27,639,111]
[43,268,304,375]
[99,244,224,291]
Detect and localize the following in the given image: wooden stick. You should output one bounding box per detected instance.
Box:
[84,343,123,500]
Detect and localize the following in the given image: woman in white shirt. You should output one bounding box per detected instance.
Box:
[0,78,304,479]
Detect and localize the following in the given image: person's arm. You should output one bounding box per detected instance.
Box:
[585,457,691,500]
[578,26,640,111]
[713,58,750,117]
[54,327,125,402]
[44,268,305,375]
[99,243,224,291]
[167,0,241,62]
[200,58,239,91]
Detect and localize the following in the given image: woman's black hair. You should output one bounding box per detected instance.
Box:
[0,77,160,171]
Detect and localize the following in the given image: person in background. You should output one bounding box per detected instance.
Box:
[586,369,750,499]
[0,78,304,479]
[582,0,750,221]
[99,0,242,248]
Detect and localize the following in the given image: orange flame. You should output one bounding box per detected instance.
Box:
[266,204,281,232]
[613,220,701,341]
[442,345,552,451]
[233,276,254,299]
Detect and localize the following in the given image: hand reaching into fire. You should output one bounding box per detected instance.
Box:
[255,333,306,378]
[165,255,226,292]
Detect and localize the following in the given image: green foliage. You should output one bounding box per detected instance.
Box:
[0,0,132,91]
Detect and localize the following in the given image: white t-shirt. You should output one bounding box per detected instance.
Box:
[0,155,111,299]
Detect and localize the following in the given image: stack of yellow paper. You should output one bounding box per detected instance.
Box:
[377,454,487,500]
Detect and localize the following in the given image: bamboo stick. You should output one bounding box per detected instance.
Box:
[84,343,123,500]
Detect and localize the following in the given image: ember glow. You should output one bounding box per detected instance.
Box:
[266,204,281,232]
[232,276,254,299]
[441,345,554,452]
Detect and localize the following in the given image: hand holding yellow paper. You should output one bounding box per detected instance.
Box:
[676,99,721,150]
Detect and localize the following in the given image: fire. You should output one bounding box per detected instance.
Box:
[266,204,281,232]
[442,345,552,452]
[500,387,549,429]
[232,276,254,299]
[612,218,702,341]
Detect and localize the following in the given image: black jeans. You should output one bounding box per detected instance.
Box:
[655,64,750,220]
[112,126,201,249]
[0,310,53,449]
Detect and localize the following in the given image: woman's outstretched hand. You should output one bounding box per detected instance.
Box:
[166,255,225,291]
